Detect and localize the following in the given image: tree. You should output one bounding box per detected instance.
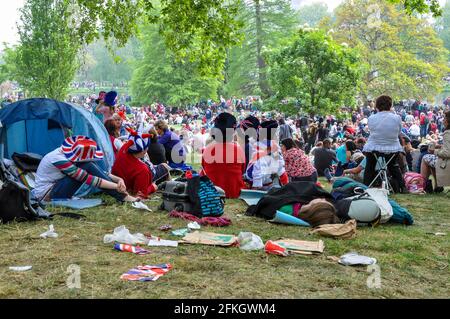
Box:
[15,0,440,88]
[13,0,80,99]
[223,0,298,97]
[386,0,443,16]
[332,0,449,102]
[297,2,331,27]
[268,28,363,116]
[0,47,19,97]
[76,37,141,85]
[436,0,450,57]
[68,0,243,79]
[130,25,220,107]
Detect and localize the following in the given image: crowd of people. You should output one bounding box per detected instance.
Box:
[28,90,450,207]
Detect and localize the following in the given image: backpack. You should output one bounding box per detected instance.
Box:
[404,172,426,194]
[331,177,368,200]
[187,175,225,217]
[0,160,50,223]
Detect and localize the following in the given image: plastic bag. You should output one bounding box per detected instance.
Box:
[103,225,148,245]
[187,222,201,230]
[338,252,377,266]
[238,232,264,251]
[131,201,152,212]
[40,224,58,239]
[365,188,393,223]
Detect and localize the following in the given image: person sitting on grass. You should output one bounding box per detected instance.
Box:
[281,138,318,183]
[245,120,289,190]
[112,128,171,199]
[104,119,123,159]
[201,112,246,198]
[154,119,189,170]
[33,136,136,202]
[146,128,167,165]
[313,138,337,182]
[420,110,450,193]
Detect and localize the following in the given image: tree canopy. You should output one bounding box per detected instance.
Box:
[130,25,220,106]
[332,0,449,103]
[12,0,81,100]
[268,28,363,115]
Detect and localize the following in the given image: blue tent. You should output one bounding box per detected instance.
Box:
[0,98,114,171]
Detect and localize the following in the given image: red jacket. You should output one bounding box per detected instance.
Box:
[201,142,246,198]
[112,141,156,198]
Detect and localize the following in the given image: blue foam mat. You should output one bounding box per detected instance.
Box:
[48,198,103,210]
[270,211,311,227]
[239,189,267,206]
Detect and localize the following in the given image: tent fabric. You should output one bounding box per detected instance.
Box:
[0,98,114,172]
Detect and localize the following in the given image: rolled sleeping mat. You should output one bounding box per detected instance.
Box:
[347,197,381,223]
[270,211,311,227]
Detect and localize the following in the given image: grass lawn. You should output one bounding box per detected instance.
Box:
[0,179,448,299]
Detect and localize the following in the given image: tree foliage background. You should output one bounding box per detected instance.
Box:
[0,0,448,109]
[12,0,81,100]
[267,28,363,116]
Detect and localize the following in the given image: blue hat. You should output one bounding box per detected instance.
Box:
[104,91,118,107]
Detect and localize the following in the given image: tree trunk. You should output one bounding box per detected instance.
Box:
[255,0,269,97]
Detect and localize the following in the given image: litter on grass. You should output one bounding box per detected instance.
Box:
[131,201,152,212]
[40,224,58,239]
[171,228,189,237]
[238,232,264,251]
[338,252,377,266]
[9,266,32,272]
[147,237,179,247]
[187,221,201,230]
[120,264,172,282]
[266,239,325,256]
[114,243,150,255]
[180,231,238,247]
[104,225,148,245]
[159,225,172,231]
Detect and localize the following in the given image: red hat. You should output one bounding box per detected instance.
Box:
[61,136,104,162]
[117,111,126,121]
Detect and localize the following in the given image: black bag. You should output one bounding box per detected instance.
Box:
[11,152,42,172]
[159,176,226,217]
[0,160,48,223]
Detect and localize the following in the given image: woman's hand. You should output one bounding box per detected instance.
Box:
[116,180,127,193]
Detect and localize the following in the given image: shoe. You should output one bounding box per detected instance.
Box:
[434,186,444,193]
[425,180,433,194]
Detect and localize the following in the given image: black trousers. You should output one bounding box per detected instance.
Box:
[363,151,405,193]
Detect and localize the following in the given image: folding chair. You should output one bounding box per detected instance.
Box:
[367,152,396,194]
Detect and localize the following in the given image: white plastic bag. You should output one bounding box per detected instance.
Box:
[103,225,148,245]
[187,222,201,230]
[9,266,32,272]
[131,201,152,212]
[40,225,58,239]
[366,188,393,223]
[338,252,377,266]
[237,232,264,251]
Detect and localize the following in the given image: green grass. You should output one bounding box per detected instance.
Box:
[0,181,449,299]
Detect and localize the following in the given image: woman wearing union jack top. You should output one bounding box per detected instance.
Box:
[32,136,137,202]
